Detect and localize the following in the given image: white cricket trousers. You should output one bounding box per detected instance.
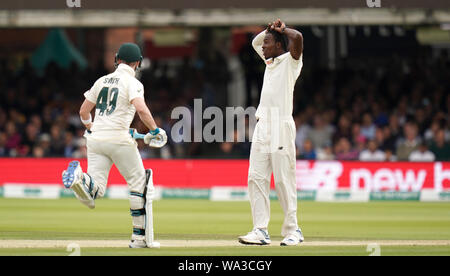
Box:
[248,117,299,237]
[86,138,146,197]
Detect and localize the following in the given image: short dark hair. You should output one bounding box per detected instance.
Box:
[266,29,288,52]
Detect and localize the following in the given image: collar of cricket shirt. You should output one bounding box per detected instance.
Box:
[117,63,136,77]
[265,52,290,66]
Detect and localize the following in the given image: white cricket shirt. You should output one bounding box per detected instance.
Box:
[84,64,144,142]
[252,31,303,121]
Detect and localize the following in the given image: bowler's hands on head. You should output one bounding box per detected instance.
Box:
[271,19,286,33]
[271,18,303,59]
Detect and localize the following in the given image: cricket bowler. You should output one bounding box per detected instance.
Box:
[61,43,167,248]
[238,19,305,246]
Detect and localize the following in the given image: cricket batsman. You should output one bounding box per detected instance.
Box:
[61,43,167,248]
[238,19,304,246]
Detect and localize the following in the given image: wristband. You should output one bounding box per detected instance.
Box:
[80,114,92,125]
[149,128,160,136]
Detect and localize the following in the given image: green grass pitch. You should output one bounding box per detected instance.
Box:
[0,198,449,256]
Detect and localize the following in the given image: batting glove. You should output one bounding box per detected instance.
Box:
[144,128,168,148]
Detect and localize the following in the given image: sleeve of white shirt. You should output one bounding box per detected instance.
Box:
[289,52,302,67]
[84,79,100,104]
[252,30,266,61]
[128,80,145,102]
[287,53,303,81]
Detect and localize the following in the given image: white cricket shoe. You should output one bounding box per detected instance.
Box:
[129,239,147,248]
[62,161,83,189]
[129,240,161,248]
[280,229,304,246]
[238,228,271,245]
[62,161,95,209]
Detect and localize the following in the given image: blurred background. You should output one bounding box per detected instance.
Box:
[0,0,450,163]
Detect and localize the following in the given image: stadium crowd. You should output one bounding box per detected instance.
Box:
[0,36,449,161]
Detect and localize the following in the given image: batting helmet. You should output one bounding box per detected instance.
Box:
[115,43,143,68]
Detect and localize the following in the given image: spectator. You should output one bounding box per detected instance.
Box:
[380,126,397,152]
[29,115,43,133]
[384,149,398,162]
[414,107,429,136]
[294,113,311,156]
[424,118,446,142]
[299,139,316,160]
[72,139,87,159]
[354,135,367,154]
[371,102,389,127]
[387,114,401,140]
[63,132,76,158]
[218,142,243,158]
[317,143,335,161]
[409,142,435,162]
[37,133,51,157]
[5,121,21,156]
[424,120,438,142]
[396,122,421,161]
[307,114,333,150]
[49,124,65,156]
[332,114,352,144]
[8,109,26,127]
[395,97,409,127]
[359,140,386,161]
[0,109,7,130]
[32,146,45,158]
[22,122,40,150]
[334,137,359,160]
[73,128,87,150]
[322,109,336,133]
[212,130,249,159]
[429,129,450,161]
[360,113,376,140]
[351,122,362,146]
[0,131,8,157]
[374,127,385,150]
